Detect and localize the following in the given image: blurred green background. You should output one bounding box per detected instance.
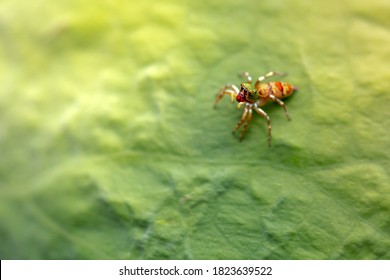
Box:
[0,0,389,259]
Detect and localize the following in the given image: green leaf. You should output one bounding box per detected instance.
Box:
[1,0,389,259]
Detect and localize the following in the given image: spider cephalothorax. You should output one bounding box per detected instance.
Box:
[237,83,260,103]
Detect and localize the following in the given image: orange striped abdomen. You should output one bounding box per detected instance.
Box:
[258,81,297,100]
[272,81,297,99]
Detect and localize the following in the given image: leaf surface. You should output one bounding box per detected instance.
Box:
[0,0,389,259]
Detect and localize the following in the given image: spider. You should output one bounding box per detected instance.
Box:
[214,71,298,146]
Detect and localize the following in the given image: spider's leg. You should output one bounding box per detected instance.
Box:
[253,104,272,146]
[239,72,252,84]
[269,94,291,120]
[239,107,253,142]
[214,85,239,108]
[255,71,286,87]
[232,106,249,135]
